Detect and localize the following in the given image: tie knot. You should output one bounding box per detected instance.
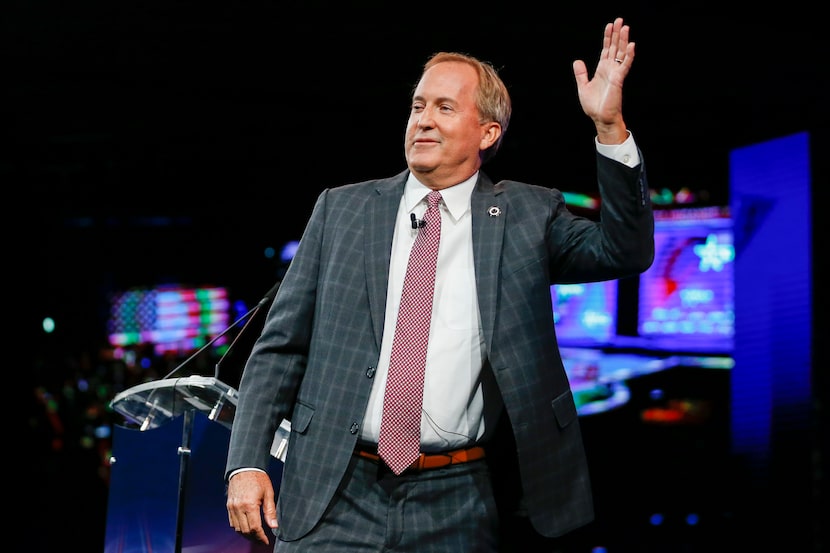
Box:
[427,190,442,209]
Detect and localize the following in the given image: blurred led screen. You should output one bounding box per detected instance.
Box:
[552,280,618,347]
[637,206,734,353]
[107,285,231,355]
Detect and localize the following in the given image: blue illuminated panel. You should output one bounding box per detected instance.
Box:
[552,280,618,347]
[637,206,734,353]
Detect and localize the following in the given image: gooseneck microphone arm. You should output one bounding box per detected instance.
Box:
[159,281,281,381]
[213,280,280,379]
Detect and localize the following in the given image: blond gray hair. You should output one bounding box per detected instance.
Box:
[419,51,512,163]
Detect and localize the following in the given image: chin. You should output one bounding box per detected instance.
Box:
[407,154,439,173]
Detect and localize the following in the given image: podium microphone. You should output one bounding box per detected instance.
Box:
[213,280,281,379]
[159,281,281,381]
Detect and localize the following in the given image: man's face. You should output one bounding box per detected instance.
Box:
[404,61,496,189]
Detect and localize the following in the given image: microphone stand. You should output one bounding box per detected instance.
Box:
[159,282,279,553]
[160,282,279,381]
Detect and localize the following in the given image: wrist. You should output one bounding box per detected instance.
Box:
[595,121,628,145]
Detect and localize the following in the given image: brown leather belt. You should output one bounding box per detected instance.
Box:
[355,445,486,472]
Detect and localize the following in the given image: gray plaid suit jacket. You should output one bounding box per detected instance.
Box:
[226,152,654,540]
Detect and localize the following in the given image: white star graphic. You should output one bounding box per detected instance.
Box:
[693,234,734,272]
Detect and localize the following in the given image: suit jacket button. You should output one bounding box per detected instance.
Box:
[366,366,376,378]
[350,422,359,434]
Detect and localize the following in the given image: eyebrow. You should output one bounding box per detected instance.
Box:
[412,94,458,105]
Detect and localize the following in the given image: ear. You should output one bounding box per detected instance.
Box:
[479,122,502,151]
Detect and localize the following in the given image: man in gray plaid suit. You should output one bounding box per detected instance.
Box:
[226,17,653,553]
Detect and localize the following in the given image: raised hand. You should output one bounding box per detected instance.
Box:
[572,17,635,144]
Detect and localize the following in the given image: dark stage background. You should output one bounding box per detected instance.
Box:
[10,2,828,551]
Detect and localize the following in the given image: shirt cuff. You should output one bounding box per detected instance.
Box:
[595,130,640,168]
[229,467,267,480]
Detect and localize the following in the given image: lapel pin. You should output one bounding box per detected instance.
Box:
[487,206,501,217]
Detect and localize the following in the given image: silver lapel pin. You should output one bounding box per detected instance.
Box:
[487,206,501,217]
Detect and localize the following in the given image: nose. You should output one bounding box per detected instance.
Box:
[417,106,435,128]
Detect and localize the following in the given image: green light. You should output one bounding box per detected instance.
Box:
[42,317,56,334]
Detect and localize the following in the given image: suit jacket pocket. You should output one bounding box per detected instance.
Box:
[550,390,578,429]
[291,401,314,434]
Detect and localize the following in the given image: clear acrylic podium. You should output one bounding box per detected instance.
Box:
[110,375,238,432]
[106,376,279,553]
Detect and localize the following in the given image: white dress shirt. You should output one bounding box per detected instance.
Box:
[360,172,487,451]
[360,132,640,451]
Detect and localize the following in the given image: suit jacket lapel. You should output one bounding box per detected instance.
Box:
[365,171,408,348]
[471,173,505,353]
[364,170,505,352]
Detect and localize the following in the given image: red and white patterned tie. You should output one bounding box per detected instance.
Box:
[378,190,442,474]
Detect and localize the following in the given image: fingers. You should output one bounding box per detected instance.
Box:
[602,21,613,59]
[229,508,271,544]
[226,471,276,545]
[572,59,589,87]
[621,42,635,68]
[227,500,270,544]
[604,17,632,65]
[576,17,634,77]
[262,498,279,532]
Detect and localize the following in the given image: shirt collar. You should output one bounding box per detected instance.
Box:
[404,171,477,221]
